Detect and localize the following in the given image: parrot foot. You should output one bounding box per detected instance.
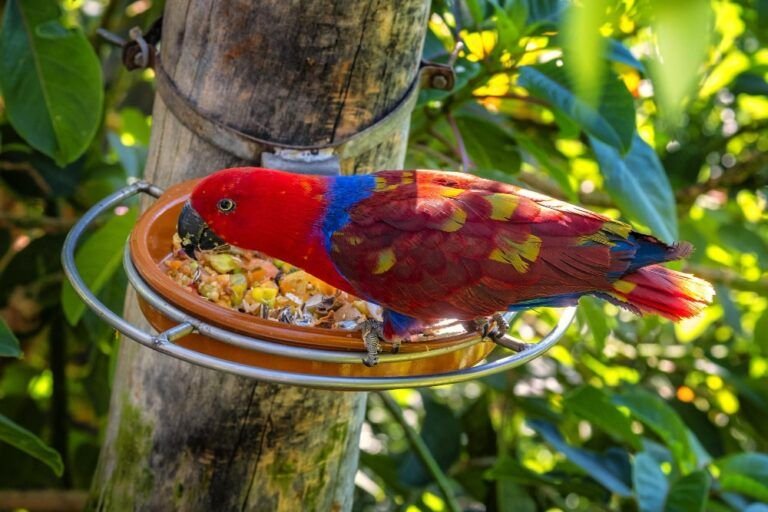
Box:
[361,320,384,367]
[471,313,510,342]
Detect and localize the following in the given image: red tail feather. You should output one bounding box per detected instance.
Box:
[607,265,714,321]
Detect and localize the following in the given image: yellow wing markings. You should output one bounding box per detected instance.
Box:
[483,192,520,221]
[372,248,397,274]
[488,234,542,273]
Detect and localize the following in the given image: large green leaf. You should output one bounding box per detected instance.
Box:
[0,413,63,476]
[0,0,103,165]
[561,0,608,106]
[61,208,137,326]
[633,452,669,512]
[613,389,696,474]
[590,134,677,243]
[0,317,22,358]
[665,471,709,512]
[529,419,632,496]
[715,453,768,502]
[518,61,635,153]
[564,386,642,450]
[649,0,713,123]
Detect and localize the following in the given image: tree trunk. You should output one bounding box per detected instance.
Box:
[87,1,429,510]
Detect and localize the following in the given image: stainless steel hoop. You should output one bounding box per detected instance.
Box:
[61,182,577,390]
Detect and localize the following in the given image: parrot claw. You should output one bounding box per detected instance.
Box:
[471,313,510,342]
[361,320,384,367]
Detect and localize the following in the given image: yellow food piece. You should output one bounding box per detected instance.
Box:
[279,270,335,297]
[229,273,248,306]
[251,287,278,307]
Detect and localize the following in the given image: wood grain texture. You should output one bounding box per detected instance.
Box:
[87,1,429,510]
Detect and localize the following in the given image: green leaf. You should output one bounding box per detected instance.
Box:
[613,388,697,474]
[633,452,669,512]
[590,134,677,243]
[0,316,22,358]
[497,480,536,512]
[755,310,768,353]
[464,0,486,26]
[0,413,63,476]
[562,0,609,105]
[61,208,137,325]
[0,0,103,165]
[564,386,642,450]
[398,394,462,487]
[454,113,521,173]
[529,419,632,496]
[649,0,713,123]
[578,296,609,352]
[732,73,768,96]
[665,470,709,512]
[524,0,568,25]
[513,129,578,201]
[715,453,768,502]
[489,0,520,54]
[607,38,646,73]
[518,62,635,153]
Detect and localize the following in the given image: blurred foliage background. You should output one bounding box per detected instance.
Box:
[0,0,767,511]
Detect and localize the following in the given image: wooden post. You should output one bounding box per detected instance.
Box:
[87,1,430,510]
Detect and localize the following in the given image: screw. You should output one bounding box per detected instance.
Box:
[431,74,449,90]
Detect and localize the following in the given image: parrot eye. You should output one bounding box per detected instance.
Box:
[217,198,236,213]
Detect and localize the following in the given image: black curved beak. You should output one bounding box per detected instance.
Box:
[177,201,226,259]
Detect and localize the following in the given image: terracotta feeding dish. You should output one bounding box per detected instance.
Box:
[127,180,495,378]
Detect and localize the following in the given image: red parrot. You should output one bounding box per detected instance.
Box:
[177,167,713,356]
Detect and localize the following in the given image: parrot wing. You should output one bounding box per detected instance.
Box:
[324,170,674,322]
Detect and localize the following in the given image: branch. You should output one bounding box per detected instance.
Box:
[0,213,78,232]
[446,112,474,172]
[676,151,768,204]
[377,391,462,512]
[0,490,87,512]
[473,92,549,107]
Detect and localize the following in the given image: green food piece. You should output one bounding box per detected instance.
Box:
[207,254,239,273]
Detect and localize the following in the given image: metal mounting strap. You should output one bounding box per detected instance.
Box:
[153,58,446,163]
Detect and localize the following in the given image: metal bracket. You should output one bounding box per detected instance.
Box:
[261,148,340,175]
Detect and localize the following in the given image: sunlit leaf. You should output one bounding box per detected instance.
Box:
[0,413,63,476]
[564,386,642,450]
[649,0,713,123]
[519,62,635,153]
[613,388,697,474]
[578,296,609,352]
[590,134,677,243]
[0,0,103,164]
[61,208,137,325]
[562,0,609,105]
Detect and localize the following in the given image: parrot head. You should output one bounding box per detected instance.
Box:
[176,168,250,258]
[176,167,328,259]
